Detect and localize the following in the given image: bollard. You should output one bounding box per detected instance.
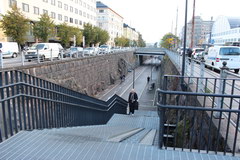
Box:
[198,57,205,92]
[214,61,228,118]
[50,49,53,61]
[21,51,25,66]
[0,51,3,68]
[37,49,40,63]
[70,50,73,59]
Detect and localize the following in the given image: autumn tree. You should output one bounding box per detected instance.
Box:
[160,33,180,49]
[0,4,29,45]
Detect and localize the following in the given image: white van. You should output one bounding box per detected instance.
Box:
[0,42,19,58]
[205,46,240,73]
[25,43,63,61]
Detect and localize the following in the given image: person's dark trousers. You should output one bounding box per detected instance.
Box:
[129,103,135,114]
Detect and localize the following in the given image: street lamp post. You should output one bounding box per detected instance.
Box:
[181,0,188,83]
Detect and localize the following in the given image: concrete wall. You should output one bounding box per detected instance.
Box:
[4,52,135,96]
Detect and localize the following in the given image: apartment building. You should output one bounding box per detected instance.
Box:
[211,16,240,46]
[123,23,139,42]
[96,1,123,46]
[0,0,97,42]
[181,16,213,48]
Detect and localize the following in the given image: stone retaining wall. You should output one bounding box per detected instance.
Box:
[4,52,135,96]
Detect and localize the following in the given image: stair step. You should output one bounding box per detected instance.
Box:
[140,129,157,145]
[107,128,144,142]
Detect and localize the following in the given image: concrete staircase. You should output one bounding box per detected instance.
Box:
[0,110,239,160]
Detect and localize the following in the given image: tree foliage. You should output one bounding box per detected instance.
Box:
[70,27,83,46]
[33,13,55,42]
[57,23,72,47]
[114,36,130,47]
[138,34,146,47]
[83,23,96,46]
[160,33,180,49]
[0,5,29,45]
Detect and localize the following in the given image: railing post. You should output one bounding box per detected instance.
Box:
[159,76,167,149]
[50,49,53,61]
[198,57,205,92]
[0,51,3,68]
[37,49,40,63]
[70,50,73,59]
[214,61,228,118]
[21,50,25,66]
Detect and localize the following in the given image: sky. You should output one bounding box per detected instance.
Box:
[100,0,240,44]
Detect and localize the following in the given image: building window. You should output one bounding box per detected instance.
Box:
[79,10,82,16]
[70,18,73,23]
[83,2,86,7]
[58,14,62,21]
[83,12,86,17]
[43,0,48,2]
[75,0,78,3]
[51,12,56,19]
[99,10,104,13]
[33,7,39,15]
[58,1,62,8]
[75,8,78,14]
[75,19,78,24]
[87,14,89,19]
[51,0,55,5]
[9,0,17,7]
[79,0,82,5]
[43,9,48,14]
[79,20,82,25]
[70,6,73,12]
[64,16,68,22]
[22,3,29,12]
[64,4,68,10]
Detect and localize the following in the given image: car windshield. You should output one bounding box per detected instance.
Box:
[220,48,240,55]
[85,48,93,50]
[100,45,108,48]
[0,43,2,48]
[29,44,45,50]
[195,49,204,53]
[70,48,78,51]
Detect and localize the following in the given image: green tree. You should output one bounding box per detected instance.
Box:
[57,23,72,47]
[70,27,83,46]
[97,28,109,45]
[0,5,29,45]
[114,36,129,47]
[137,33,146,47]
[83,23,96,46]
[33,13,55,42]
[160,33,180,49]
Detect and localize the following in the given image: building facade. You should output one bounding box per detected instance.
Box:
[123,23,139,43]
[181,16,213,48]
[0,0,97,42]
[211,16,240,46]
[96,1,123,46]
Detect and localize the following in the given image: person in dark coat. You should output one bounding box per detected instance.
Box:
[128,89,138,115]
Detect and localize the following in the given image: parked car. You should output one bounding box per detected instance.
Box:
[192,48,205,59]
[63,47,84,58]
[83,47,98,56]
[25,43,63,61]
[0,42,19,58]
[205,46,240,73]
[98,45,112,54]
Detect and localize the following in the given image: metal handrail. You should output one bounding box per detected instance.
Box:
[157,75,240,156]
[0,70,128,143]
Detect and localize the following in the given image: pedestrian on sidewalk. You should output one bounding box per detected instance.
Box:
[128,89,138,115]
[147,76,150,83]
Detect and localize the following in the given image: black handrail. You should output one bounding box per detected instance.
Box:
[157,75,240,156]
[0,70,128,142]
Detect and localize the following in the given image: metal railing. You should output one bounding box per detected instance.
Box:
[0,70,128,142]
[157,75,240,156]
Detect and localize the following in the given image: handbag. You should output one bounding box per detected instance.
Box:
[134,101,139,110]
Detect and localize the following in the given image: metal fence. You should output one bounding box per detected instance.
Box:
[0,70,128,142]
[157,75,240,156]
